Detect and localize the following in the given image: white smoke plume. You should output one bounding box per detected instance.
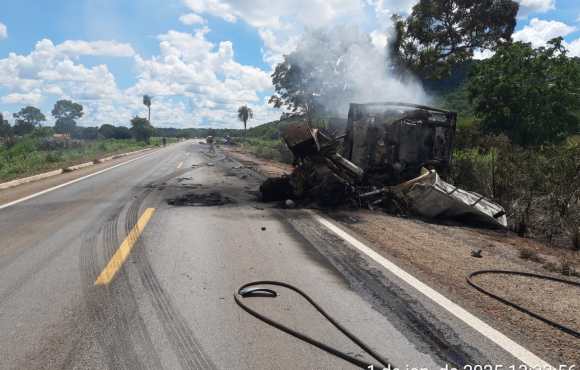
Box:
[279,24,429,116]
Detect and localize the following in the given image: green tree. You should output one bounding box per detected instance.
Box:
[114,126,132,140]
[79,127,99,140]
[13,106,46,128]
[390,0,519,79]
[13,121,35,136]
[130,117,154,143]
[237,105,253,135]
[52,99,84,121]
[52,100,84,134]
[468,38,580,146]
[269,57,320,118]
[143,95,152,122]
[0,113,12,138]
[99,124,116,139]
[54,118,77,135]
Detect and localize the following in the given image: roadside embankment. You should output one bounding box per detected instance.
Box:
[0,137,179,184]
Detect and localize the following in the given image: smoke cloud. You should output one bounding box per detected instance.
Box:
[283,25,429,116]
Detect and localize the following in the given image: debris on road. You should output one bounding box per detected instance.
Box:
[285,199,296,209]
[167,191,234,207]
[260,102,508,228]
[389,169,507,228]
[471,249,483,258]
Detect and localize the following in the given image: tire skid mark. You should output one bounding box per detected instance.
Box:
[80,228,129,370]
[115,192,164,370]
[125,193,216,370]
[285,214,487,368]
[79,204,162,370]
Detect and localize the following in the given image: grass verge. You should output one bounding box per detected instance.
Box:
[0,137,175,182]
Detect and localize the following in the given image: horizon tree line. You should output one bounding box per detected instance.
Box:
[0,98,156,142]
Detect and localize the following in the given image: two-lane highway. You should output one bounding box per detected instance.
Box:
[0,141,548,369]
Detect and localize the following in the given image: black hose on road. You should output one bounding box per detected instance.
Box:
[467,270,580,339]
[234,281,395,369]
[234,272,579,369]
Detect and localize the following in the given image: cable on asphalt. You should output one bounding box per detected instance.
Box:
[467,270,580,339]
[234,281,395,369]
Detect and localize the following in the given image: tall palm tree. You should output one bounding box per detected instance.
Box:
[237,105,253,136]
[143,95,152,122]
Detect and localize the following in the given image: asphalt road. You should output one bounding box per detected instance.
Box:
[0,141,537,369]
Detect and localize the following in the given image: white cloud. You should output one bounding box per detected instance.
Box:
[517,0,555,17]
[565,38,580,57]
[125,28,277,127]
[473,49,495,60]
[513,18,576,47]
[182,0,369,65]
[0,38,127,125]
[182,0,237,23]
[179,13,207,25]
[0,22,7,40]
[258,27,299,65]
[0,1,439,128]
[366,0,416,18]
[56,40,135,57]
[1,92,43,106]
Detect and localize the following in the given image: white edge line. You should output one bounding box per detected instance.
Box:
[0,150,159,211]
[311,213,553,369]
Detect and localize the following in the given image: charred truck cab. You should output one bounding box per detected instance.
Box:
[261,101,507,228]
[343,102,457,185]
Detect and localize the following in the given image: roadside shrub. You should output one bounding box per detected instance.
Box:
[454,118,482,149]
[450,136,580,249]
[0,137,148,182]
[7,137,39,157]
[45,152,63,163]
[98,141,110,151]
[450,148,494,196]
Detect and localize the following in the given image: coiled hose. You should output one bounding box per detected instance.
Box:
[234,281,394,369]
[467,270,580,339]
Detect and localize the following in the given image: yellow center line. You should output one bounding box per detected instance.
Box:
[177,161,184,169]
[94,208,156,286]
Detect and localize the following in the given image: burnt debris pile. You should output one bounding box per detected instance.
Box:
[260,102,508,228]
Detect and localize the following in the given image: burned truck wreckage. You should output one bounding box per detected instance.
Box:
[260,102,508,228]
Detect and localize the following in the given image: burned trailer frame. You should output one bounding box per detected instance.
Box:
[343,102,457,184]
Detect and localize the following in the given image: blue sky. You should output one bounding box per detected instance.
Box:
[0,0,579,128]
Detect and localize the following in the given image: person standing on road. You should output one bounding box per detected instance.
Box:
[207,135,215,154]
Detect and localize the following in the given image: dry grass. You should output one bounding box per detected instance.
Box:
[519,248,544,263]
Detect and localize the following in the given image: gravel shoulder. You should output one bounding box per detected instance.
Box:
[224,146,580,367]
